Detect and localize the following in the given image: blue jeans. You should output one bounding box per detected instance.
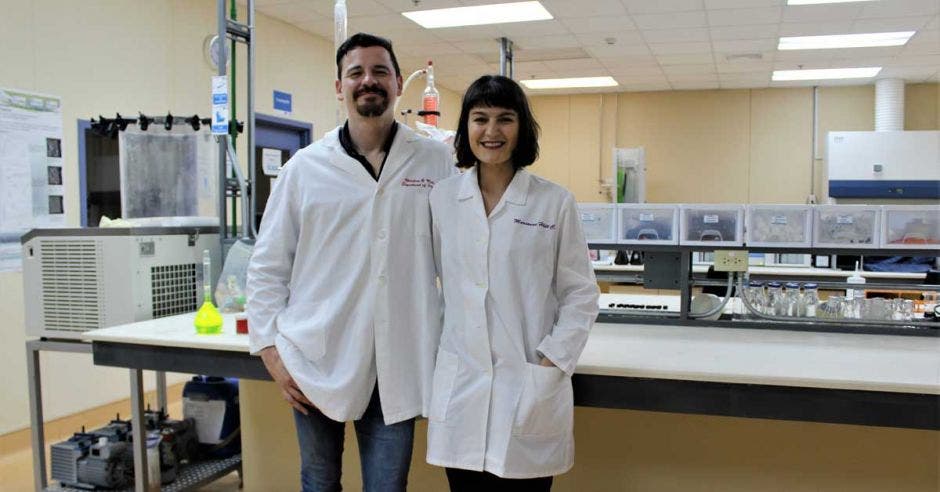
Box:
[293,386,415,492]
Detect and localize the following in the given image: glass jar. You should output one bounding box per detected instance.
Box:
[745,280,765,315]
[802,283,819,317]
[784,282,802,317]
[767,282,785,316]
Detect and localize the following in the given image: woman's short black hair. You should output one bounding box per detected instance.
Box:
[454,75,540,169]
[335,33,401,80]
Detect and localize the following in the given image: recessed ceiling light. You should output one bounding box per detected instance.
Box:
[787,0,878,5]
[772,67,881,81]
[402,1,553,29]
[778,31,916,50]
[520,77,618,89]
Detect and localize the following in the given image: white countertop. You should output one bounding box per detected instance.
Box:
[84,311,940,395]
[594,264,926,280]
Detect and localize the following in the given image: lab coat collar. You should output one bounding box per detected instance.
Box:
[457,165,530,206]
[322,122,418,186]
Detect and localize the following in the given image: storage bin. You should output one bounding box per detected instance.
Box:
[680,205,745,246]
[746,204,813,247]
[577,203,617,243]
[881,205,940,249]
[813,205,880,248]
[617,204,679,245]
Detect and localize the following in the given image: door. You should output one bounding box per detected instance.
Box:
[254,113,312,229]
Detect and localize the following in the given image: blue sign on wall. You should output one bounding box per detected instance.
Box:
[273,90,292,113]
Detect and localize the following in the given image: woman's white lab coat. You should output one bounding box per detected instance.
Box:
[426,167,599,478]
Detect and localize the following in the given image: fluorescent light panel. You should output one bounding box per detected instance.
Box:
[520,77,618,89]
[779,31,915,50]
[772,67,881,81]
[787,0,878,5]
[402,1,552,29]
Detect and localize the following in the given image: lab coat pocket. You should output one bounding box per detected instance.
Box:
[512,363,573,437]
[429,349,458,422]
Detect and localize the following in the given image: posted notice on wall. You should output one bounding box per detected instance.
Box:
[0,88,64,272]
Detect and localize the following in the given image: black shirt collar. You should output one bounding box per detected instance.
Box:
[339,120,399,181]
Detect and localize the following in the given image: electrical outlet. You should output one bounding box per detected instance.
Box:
[714,249,749,272]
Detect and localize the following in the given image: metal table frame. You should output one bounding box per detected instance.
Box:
[26,339,169,492]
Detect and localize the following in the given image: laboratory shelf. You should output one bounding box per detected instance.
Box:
[46,454,241,492]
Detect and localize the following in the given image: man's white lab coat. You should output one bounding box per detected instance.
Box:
[426,167,599,478]
[247,123,453,424]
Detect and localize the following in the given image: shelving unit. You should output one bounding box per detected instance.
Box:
[589,242,939,337]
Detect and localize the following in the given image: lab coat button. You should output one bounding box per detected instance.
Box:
[377,230,387,240]
[378,275,387,284]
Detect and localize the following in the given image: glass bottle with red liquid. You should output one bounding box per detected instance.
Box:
[422,60,439,127]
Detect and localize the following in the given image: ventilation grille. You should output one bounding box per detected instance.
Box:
[50,443,81,482]
[40,240,102,332]
[151,263,198,318]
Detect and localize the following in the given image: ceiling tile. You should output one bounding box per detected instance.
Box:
[705,0,782,9]
[596,56,661,69]
[716,60,773,73]
[878,66,938,79]
[721,79,770,88]
[858,0,940,20]
[547,57,605,71]
[452,39,502,54]
[433,25,504,41]
[382,28,444,45]
[783,4,865,23]
[709,24,780,40]
[772,49,835,62]
[850,16,931,33]
[772,59,831,69]
[926,15,939,29]
[649,42,713,55]
[903,30,940,55]
[641,28,711,44]
[514,34,583,50]
[607,65,668,77]
[377,0,456,11]
[656,53,717,65]
[498,19,571,37]
[671,81,720,90]
[707,7,782,27]
[712,39,777,54]
[610,73,669,84]
[618,82,673,92]
[560,15,636,34]
[719,71,771,81]
[890,54,940,66]
[349,14,423,32]
[316,0,392,16]
[551,67,612,77]
[575,31,647,47]
[539,0,627,18]
[586,44,654,57]
[662,64,718,75]
[778,21,853,37]
[396,40,463,57]
[622,0,705,14]
[632,11,708,30]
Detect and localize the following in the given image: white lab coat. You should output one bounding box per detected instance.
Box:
[246,123,454,424]
[426,167,599,478]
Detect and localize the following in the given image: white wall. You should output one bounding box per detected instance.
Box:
[0,0,463,436]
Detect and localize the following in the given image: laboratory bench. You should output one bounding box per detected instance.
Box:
[27,309,937,491]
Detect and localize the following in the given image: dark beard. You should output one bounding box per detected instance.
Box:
[354,86,388,117]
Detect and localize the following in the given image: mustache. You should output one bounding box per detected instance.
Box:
[354,85,387,98]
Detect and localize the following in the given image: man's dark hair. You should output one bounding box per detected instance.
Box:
[335,33,401,80]
[454,75,540,169]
